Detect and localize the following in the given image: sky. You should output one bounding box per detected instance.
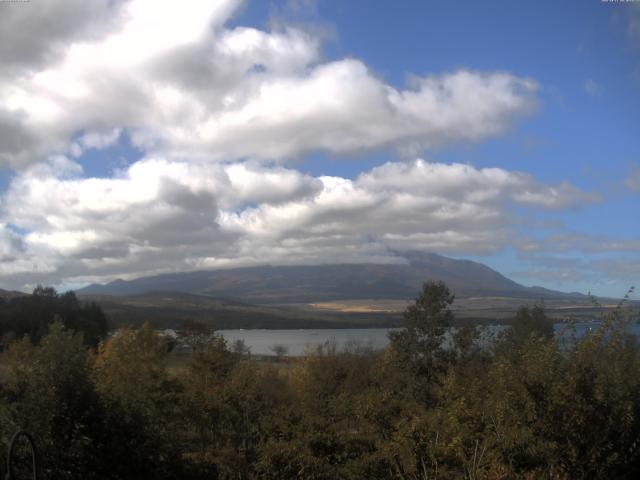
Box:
[0,0,638,297]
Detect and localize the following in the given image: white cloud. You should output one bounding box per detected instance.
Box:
[584,78,602,97]
[625,164,640,193]
[0,0,536,168]
[74,128,123,154]
[357,160,599,209]
[0,0,125,72]
[516,233,640,255]
[0,225,25,262]
[0,157,596,288]
[0,0,616,292]
[169,63,537,161]
[510,253,639,295]
[627,3,640,40]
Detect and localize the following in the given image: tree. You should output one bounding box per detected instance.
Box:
[270,344,289,361]
[93,322,180,423]
[93,322,185,478]
[403,281,455,340]
[177,318,213,350]
[180,334,240,478]
[507,303,554,344]
[187,334,239,389]
[0,322,107,479]
[231,338,251,357]
[0,287,108,347]
[483,306,640,478]
[388,281,455,398]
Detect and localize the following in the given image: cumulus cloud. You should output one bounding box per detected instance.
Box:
[0,157,596,288]
[584,78,602,97]
[357,161,599,210]
[510,252,639,295]
[627,3,640,40]
[0,0,614,291]
[510,268,590,285]
[0,0,124,72]
[0,225,25,262]
[70,128,123,157]
[590,258,640,282]
[169,63,537,161]
[0,0,536,168]
[516,233,640,254]
[625,164,640,193]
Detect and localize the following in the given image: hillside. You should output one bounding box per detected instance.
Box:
[77,252,584,304]
[0,289,28,300]
[79,291,401,330]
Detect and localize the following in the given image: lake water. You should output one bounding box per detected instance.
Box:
[218,321,640,356]
[217,328,397,356]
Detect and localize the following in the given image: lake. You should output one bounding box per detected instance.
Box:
[218,320,640,356]
[217,328,397,356]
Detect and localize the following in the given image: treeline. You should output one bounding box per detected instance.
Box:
[0,286,107,348]
[0,282,639,479]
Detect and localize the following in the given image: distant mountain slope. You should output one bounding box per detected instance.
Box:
[80,291,400,330]
[76,252,583,303]
[0,289,28,300]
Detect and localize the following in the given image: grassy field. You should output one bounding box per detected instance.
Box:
[83,291,403,330]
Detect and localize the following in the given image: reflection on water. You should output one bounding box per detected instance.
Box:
[217,321,640,357]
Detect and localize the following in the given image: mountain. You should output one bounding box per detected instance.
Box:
[0,289,28,300]
[76,252,583,304]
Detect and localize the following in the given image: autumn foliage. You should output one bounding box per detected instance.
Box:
[0,282,639,479]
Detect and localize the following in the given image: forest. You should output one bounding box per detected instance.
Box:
[0,282,639,479]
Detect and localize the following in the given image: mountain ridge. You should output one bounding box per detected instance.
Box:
[76,252,584,304]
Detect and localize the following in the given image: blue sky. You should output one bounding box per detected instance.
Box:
[0,0,638,297]
[234,0,640,296]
